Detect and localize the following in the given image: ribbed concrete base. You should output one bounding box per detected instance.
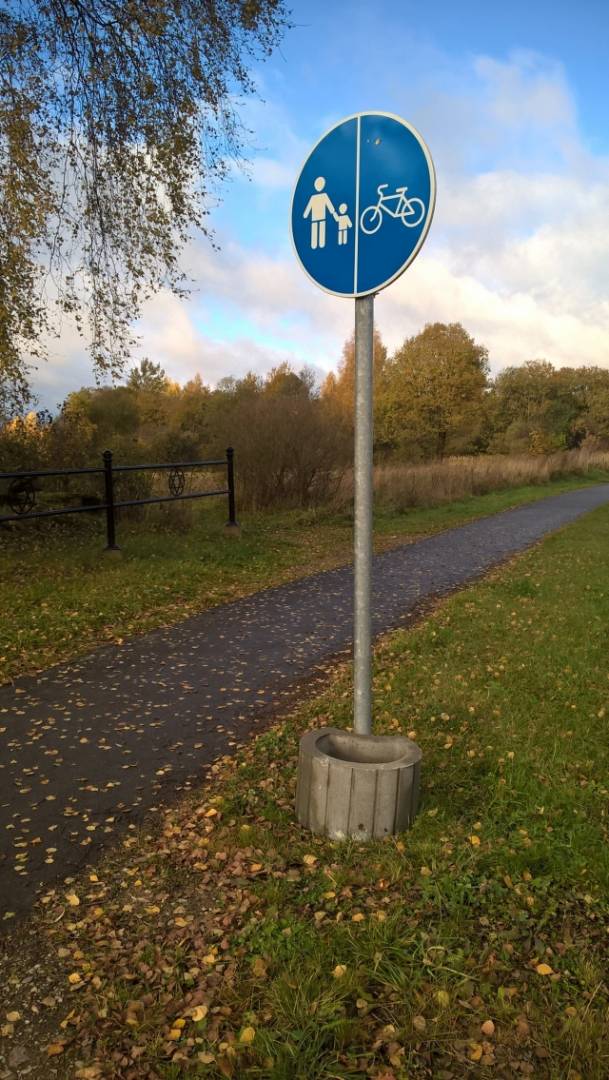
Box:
[296,727,422,840]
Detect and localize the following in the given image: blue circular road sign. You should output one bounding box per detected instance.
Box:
[291,112,435,298]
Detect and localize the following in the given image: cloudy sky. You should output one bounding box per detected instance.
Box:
[34,0,609,409]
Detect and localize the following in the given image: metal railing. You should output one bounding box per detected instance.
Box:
[0,448,238,550]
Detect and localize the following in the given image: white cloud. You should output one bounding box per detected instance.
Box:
[378,255,609,373]
[474,51,576,135]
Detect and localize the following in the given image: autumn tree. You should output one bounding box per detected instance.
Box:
[264,362,317,398]
[321,330,388,433]
[487,361,590,453]
[377,323,489,459]
[0,0,287,415]
[127,360,168,394]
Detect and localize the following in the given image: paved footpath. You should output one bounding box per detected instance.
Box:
[2,484,609,921]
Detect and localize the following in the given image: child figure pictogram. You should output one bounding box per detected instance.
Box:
[336,202,352,245]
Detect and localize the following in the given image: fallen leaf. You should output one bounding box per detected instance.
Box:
[47,1042,66,1056]
[481,1019,496,1037]
[240,1026,256,1043]
[535,963,554,976]
[190,1005,208,1022]
[469,835,481,847]
[332,964,347,978]
[303,854,317,866]
[66,892,80,906]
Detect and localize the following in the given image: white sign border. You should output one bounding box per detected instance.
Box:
[290,110,436,299]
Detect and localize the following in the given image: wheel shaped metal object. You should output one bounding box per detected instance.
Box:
[8,477,36,515]
[168,468,185,498]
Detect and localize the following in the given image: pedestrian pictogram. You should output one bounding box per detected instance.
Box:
[290,112,435,297]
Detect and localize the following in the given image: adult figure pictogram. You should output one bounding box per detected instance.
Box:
[303,176,337,249]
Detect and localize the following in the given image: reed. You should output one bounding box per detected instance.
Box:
[334,449,609,511]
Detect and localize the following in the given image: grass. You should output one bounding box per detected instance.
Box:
[2,503,608,1078]
[1,467,609,684]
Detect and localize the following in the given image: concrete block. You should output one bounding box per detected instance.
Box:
[296,727,422,840]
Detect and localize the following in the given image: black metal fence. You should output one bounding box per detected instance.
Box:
[0,448,238,550]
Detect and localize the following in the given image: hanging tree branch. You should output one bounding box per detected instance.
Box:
[0,0,287,415]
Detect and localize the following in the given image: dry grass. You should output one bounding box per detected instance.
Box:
[333,449,609,511]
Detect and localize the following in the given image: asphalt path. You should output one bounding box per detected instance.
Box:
[2,484,609,921]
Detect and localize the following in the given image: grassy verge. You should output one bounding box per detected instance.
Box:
[2,504,609,1078]
[1,470,608,684]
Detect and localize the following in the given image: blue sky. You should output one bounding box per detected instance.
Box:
[35,0,609,408]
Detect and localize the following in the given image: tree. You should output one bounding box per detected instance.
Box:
[127,360,168,394]
[0,0,287,412]
[377,323,489,459]
[488,361,588,453]
[321,330,388,433]
[264,362,317,398]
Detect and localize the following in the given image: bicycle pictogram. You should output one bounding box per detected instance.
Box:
[360,184,425,235]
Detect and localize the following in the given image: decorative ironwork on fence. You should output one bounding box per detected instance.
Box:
[0,448,238,550]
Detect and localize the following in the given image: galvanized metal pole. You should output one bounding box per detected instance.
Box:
[353,294,374,735]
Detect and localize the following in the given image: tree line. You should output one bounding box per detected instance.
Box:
[2,323,609,509]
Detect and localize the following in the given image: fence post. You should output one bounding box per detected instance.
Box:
[102,450,120,552]
[225,447,239,534]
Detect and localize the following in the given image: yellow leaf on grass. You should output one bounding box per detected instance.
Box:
[351,913,365,922]
[469,835,481,847]
[190,1005,209,1022]
[168,1028,182,1041]
[68,973,82,985]
[481,1019,496,1037]
[303,854,317,866]
[6,1011,20,1023]
[175,917,188,927]
[47,1043,66,1056]
[469,1042,483,1062]
[332,964,347,978]
[435,990,450,1008]
[413,1015,426,1032]
[535,963,554,976]
[66,892,80,906]
[240,1026,256,1044]
[204,808,218,818]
